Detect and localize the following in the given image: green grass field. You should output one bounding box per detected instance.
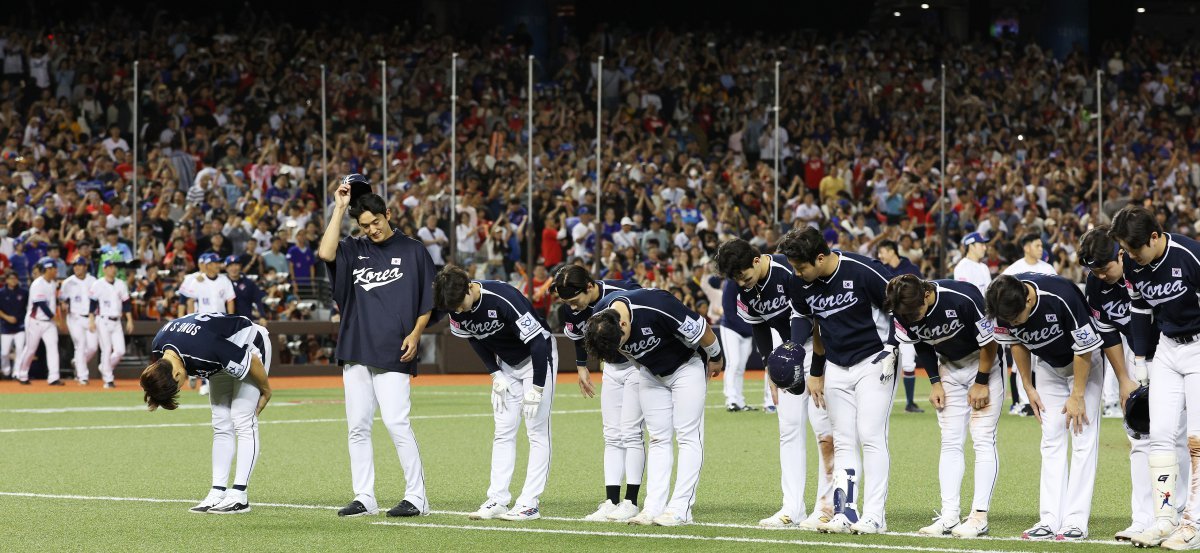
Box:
[0,377,1141,552]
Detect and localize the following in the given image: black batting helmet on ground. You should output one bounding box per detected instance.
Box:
[1124,384,1150,440]
[767,341,807,395]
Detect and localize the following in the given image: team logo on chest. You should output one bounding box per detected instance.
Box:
[352,266,404,291]
[807,289,859,316]
[1135,279,1188,304]
[458,317,504,336]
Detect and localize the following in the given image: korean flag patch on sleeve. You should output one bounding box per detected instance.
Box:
[678,315,705,344]
[515,312,543,343]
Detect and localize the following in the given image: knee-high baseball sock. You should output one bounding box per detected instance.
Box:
[903,375,916,406]
[1151,453,1180,521]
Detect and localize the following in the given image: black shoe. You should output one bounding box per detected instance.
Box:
[338,500,376,517]
[104,382,115,389]
[48,380,64,386]
[18,379,30,385]
[905,403,925,413]
[387,500,425,517]
[1021,404,1035,417]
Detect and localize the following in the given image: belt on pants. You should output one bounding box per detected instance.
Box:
[101,316,120,321]
[1168,332,1200,345]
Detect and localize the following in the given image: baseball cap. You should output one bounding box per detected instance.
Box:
[37,257,55,269]
[101,259,119,269]
[72,257,89,266]
[198,252,222,264]
[620,217,635,227]
[961,232,989,247]
[577,206,592,216]
[224,255,243,266]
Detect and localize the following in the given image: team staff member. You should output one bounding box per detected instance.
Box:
[0,272,28,379]
[319,174,432,519]
[876,240,923,414]
[1077,226,1189,542]
[139,312,272,515]
[986,273,1105,541]
[778,227,898,535]
[1110,206,1200,549]
[179,252,236,396]
[225,255,268,321]
[552,265,644,522]
[884,275,1002,538]
[89,260,133,388]
[435,267,557,522]
[715,238,834,530]
[584,288,724,527]
[16,258,61,385]
[59,258,98,385]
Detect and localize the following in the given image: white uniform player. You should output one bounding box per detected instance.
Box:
[179,253,236,396]
[15,259,61,385]
[953,233,993,295]
[89,260,132,388]
[59,258,98,384]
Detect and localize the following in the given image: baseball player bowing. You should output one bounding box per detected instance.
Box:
[985,273,1105,541]
[139,312,271,514]
[1078,226,1189,543]
[434,266,557,522]
[883,275,1002,538]
[777,227,898,535]
[15,258,62,385]
[1109,206,1200,549]
[582,288,724,527]
[551,264,645,522]
[319,175,433,519]
[59,258,98,385]
[89,260,133,388]
[714,238,835,530]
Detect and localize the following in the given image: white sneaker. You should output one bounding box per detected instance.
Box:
[758,510,795,528]
[1163,523,1200,550]
[1116,523,1145,542]
[952,514,989,538]
[818,513,854,534]
[918,514,958,536]
[468,501,508,520]
[627,511,657,525]
[584,500,617,522]
[199,380,209,396]
[208,490,251,514]
[497,504,540,521]
[850,515,886,535]
[189,489,226,513]
[1135,518,1182,548]
[606,500,640,521]
[653,510,687,527]
[797,510,832,531]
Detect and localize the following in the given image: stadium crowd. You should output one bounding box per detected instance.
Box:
[0,13,1197,347]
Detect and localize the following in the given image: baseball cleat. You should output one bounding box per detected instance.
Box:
[952,514,989,538]
[337,500,378,517]
[850,516,886,535]
[918,514,958,535]
[1116,524,1145,542]
[763,405,778,414]
[606,500,640,521]
[627,511,657,526]
[208,491,251,514]
[498,505,540,521]
[48,380,64,386]
[1056,526,1087,541]
[584,500,617,521]
[797,510,831,531]
[189,489,226,513]
[17,379,29,385]
[387,500,427,517]
[468,501,508,520]
[1008,403,1028,416]
[77,379,88,386]
[104,382,115,389]
[652,510,687,527]
[1162,523,1200,550]
[905,403,925,413]
[1022,522,1056,540]
[818,513,854,534]
[1135,518,1181,548]
[758,510,795,528]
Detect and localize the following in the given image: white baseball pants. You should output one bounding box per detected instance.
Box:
[1034,351,1103,533]
[601,362,645,487]
[66,314,98,382]
[344,363,428,512]
[488,341,559,508]
[775,333,835,521]
[1147,336,1200,522]
[16,318,58,383]
[720,326,754,407]
[95,318,124,385]
[933,352,1004,518]
[209,324,271,491]
[0,331,24,376]
[640,355,707,521]
[825,351,897,523]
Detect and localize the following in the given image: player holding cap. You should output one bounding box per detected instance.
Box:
[15,257,61,385]
[1077,226,1189,542]
[319,174,433,519]
[1109,206,1200,548]
[883,275,1001,537]
[714,238,834,530]
[583,288,724,527]
[179,252,236,396]
[777,227,898,535]
[139,312,271,514]
[59,257,98,385]
[89,260,132,388]
[435,266,557,522]
[985,273,1105,541]
[551,264,645,522]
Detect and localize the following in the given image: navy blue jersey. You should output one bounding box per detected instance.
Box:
[593,288,708,377]
[151,313,259,379]
[229,275,266,319]
[887,257,923,278]
[0,285,27,333]
[450,280,553,386]
[560,279,641,366]
[993,273,1104,369]
[792,251,896,367]
[1124,233,1200,346]
[735,254,800,338]
[719,279,752,337]
[1084,272,1131,340]
[327,231,435,374]
[896,280,995,367]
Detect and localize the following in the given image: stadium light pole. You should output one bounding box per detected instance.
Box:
[594,56,603,275]
[450,52,458,265]
[773,61,780,226]
[527,55,535,300]
[132,60,139,250]
[940,63,947,278]
[381,60,388,204]
[1097,70,1103,216]
[321,64,328,212]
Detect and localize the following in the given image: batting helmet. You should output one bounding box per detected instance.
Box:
[1124,384,1150,440]
[767,341,807,395]
[343,173,374,204]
